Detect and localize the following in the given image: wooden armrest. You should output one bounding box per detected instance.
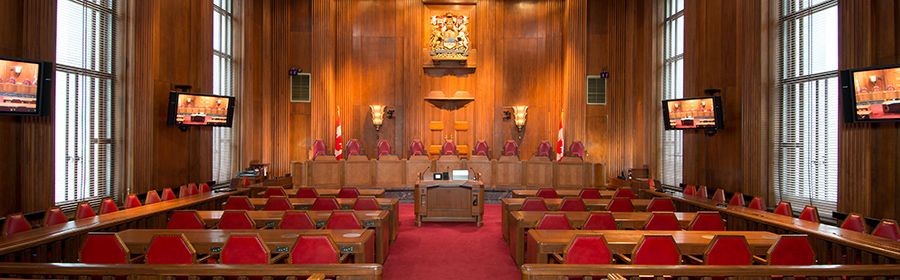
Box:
[614,253,632,264]
[306,274,325,280]
[269,252,288,264]
[752,255,768,265]
[551,253,565,264]
[338,253,351,263]
[196,253,217,264]
[685,255,703,264]
[130,255,145,264]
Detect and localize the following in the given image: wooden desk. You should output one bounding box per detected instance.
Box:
[414,179,485,227]
[511,189,616,198]
[500,198,653,242]
[116,229,375,263]
[0,262,384,280]
[523,230,779,265]
[270,188,385,198]
[248,197,399,244]
[246,182,292,198]
[519,264,900,280]
[196,210,390,263]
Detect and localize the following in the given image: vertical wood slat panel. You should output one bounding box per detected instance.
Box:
[272,0,291,175]
[311,0,335,157]
[129,0,156,195]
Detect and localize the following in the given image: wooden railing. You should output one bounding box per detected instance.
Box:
[0,262,382,280]
[520,264,900,280]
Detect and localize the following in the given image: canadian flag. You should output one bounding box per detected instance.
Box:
[335,107,343,160]
[556,110,564,162]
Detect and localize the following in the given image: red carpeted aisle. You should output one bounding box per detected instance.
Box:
[382,203,520,280]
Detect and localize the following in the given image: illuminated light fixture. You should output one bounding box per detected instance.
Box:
[370,105,386,131]
[512,105,528,131]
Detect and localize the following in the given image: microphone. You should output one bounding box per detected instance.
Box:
[421,165,431,180]
[469,167,478,181]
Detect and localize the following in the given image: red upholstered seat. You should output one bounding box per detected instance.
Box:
[613,188,636,199]
[279,210,317,230]
[263,187,288,198]
[643,212,682,230]
[79,232,131,264]
[187,183,200,196]
[689,211,725,231]
[99,198,119,214]
[730,192,745,206]
[224,196,254,211]
[124,194,142,209]
[711,189,726,203]
[646,197,677,212]
[313,197,341,211]
[312,139,327,160]
[767,235,815,265]
[581,211,618,230]
[705,235,752,265]
[353,196,381,211]
[536,213,572,230]
[218,210,257,229]
[325,211,362,229]
[748,197,765,211]
[872,219,900,241]
[503,140,519,156]
[346,139,362,156]
[161,188,177,201]
[535,188,558,199]
[42,207,68,227]
[558,198,587,212]
[474,140,489,156]
[200,183,211,193]
[441,140,457,155]
[410,140,425,156]
[290,234,340,264]
[167,210,207,229]
[75,202,96,220]
[294,187,319,198]
[697,186,709,199]
[146,234,197,264]
[578,189,602,199]
[520,198,550,211]
[568,141,585,161]
[799,206,820,223]
[243,176,252,186]
[178,186,189,197]
[632,235,682,265]
[263,196,294,211]
[683,185,696,196]
[221,234,271,264]
[605,197,634,212]
[564,233,612,264]
[2,213,31,236]
[536,141,553,157]
[376,140,392,159]
[145,190,162,205]
[774,201,793,217]
[337,188,360,198]
[840,213,867,233]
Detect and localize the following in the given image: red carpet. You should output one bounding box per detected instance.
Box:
[383,203,520,280]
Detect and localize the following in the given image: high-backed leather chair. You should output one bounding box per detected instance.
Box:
[503,140,519,156]
[646,197,677,212]
[578,189,602,199]
[642,212,682,230]
[224,196,255,211]
[473,140,489,157]
[730,192,746,206]
[766,234,815,265]
[535,213,572,230]
[840,213,867,233]
[711,189,726,203]
[799,206,820,223]
[161,188,177,201]
[199,183,211,193]
[99,198,119,214]
[441,140,457,155]
[558,198,587,212]
[263,196,294,211]
[337,188,361,198]
[294,187,319,198]
[613,188,636,199]
[312,139,327,160]
[346,139,362,156]
[410,140,425,156]
[535,188,558,199]
[536,141,553,157]
[697,186,709,198]
[748,197,765,211]
[221,234,271,264]
[520,198,549,211]
[187,183,200,196]
[325,211,363,229]
[568,141,585,160]
[581,211,618,230]
[376,140,392,159]
[263,187,288,198]
[146,234,198,264]
[145,190,162,204]
[872,219,900,241]
[774,201,793,217]
[682,185,696,196]
[605,197,634,212]
[79,232,131,264]
[218,210,257,229]
[289,234,341,264]
[704,235,752,265]
[312,197,341,211]
[75,202,96,219]
[562,233,612,264]
[353,196,381,211]
[167,210,207,229]
[2,213,31,236]
[42,207,68,227]
[630,235,682,265]
[279,210,317,230]
[124,194,142,209]
[688,211,725,231]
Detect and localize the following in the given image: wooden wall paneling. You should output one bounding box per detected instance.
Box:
[343,156,373,187]
[374,156,404,188]
[128,0,156,197]
[0,0,23,216]
[405,155,432,187]
[564,0,586,161]
[286,0,313,167]
[310,0,335,159]
[584,0,610,169]
[270,0,292,176]
[401,0,424,160]
[473,0,496,159]
[739,0,770,199]
[493,156,523,188]
[308,158,342,188]
[524,156,553,188]
[465,156,492,188]
[334,0,352,159]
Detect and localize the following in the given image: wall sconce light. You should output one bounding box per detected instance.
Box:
[12,66,22,78]
[370,105,394,131]
[512,105,528,131]
[870,76,878,83]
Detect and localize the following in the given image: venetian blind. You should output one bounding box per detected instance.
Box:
[212,0,235,184]
[54,0,120,212]
[659,0,684,187]
[773,0,839,217]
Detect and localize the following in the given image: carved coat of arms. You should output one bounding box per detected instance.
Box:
[429,13,469,58]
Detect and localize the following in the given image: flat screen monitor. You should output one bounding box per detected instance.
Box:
[451,169,469,181]
[0,56,52,116]
[841,63,900,123]
[662,96,724,130]
[166,91,235,127]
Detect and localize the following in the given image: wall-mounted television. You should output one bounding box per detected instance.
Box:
[166,91,235,127]
[841,63,900,123]
[0,56,52,116]
[662,96,724,130]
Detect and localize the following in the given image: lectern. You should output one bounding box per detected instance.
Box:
[414,173,485,227]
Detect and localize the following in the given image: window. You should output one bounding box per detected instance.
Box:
[774,0,839,217]
[54,0,120,211]
[213,0,234,183]
[660,0,684,187]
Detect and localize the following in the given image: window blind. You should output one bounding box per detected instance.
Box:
[774,0,839,217]
[213,0,235,184]
[660,0,684,187]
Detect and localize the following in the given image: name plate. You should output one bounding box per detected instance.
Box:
[341,246,354,252]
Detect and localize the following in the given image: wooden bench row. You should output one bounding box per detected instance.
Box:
[520,264,900,280]
[0,262,382,280]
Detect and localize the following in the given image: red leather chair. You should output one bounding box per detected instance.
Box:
[799,206,820,223]
[178,186,189,198]
[535,213,572,230]
[683,185,696,196]
[167,210,207,229]
[312,197,341,211]
[711,189,726,203]
[353,196,381,211]
[99,198,119,214]
[748,197,765,211]
[840,213,867,233]
[187,183,200,196]
[145,190,162,204]
[473,140,489,156]
[79,232,131,264]
[578,189,602,199]
[646,197,677,212]
[774,201,793,217]
[124,193,142,209]
[535,188,558,199]
[224,196,255,211]
[218,210,257,229]
[263,196,294,211]
[642,212,682,230]
[441,140,457,155]
[873,219,900,241]
[312,139,327,160]
[536,141,553,157]
[263,187,288,198]
[563,233,612,264]
[42,207,68,227]
[290,234,341,264]
[75,202,96,219]
[613,188,636,199]
[688,211,725,231]
[730,192,746,206]
[221,234,272,264]
[410,140,425,156]
[337,188,360,198]
[520,198,550,211]
[199,183,211,193]
[146,234,197,264]
[630,235,682,265]
[325,211,363,229]
[704,235,752,265]
[376,140,392,159]
[581,211,618,230]
[161,188,177,201]
[279,210,317,230]
[243,176,252,186]
[346,139,362,156]
[605,197,634,212]
[2,213,31,236]
[766,234,815,265]
[503,140,518,156]
[294,187,319,198]
[558,198,587,212]
[568,141,585,161]
[697,185,709,199]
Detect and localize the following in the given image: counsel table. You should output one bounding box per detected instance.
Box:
[511,189,616,199]
[267,188,385,198]
[116,229,375,263]
[501,198,653,241]
[247,197,399,243]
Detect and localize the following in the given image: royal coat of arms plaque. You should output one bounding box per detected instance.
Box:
[429,12,470,60]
